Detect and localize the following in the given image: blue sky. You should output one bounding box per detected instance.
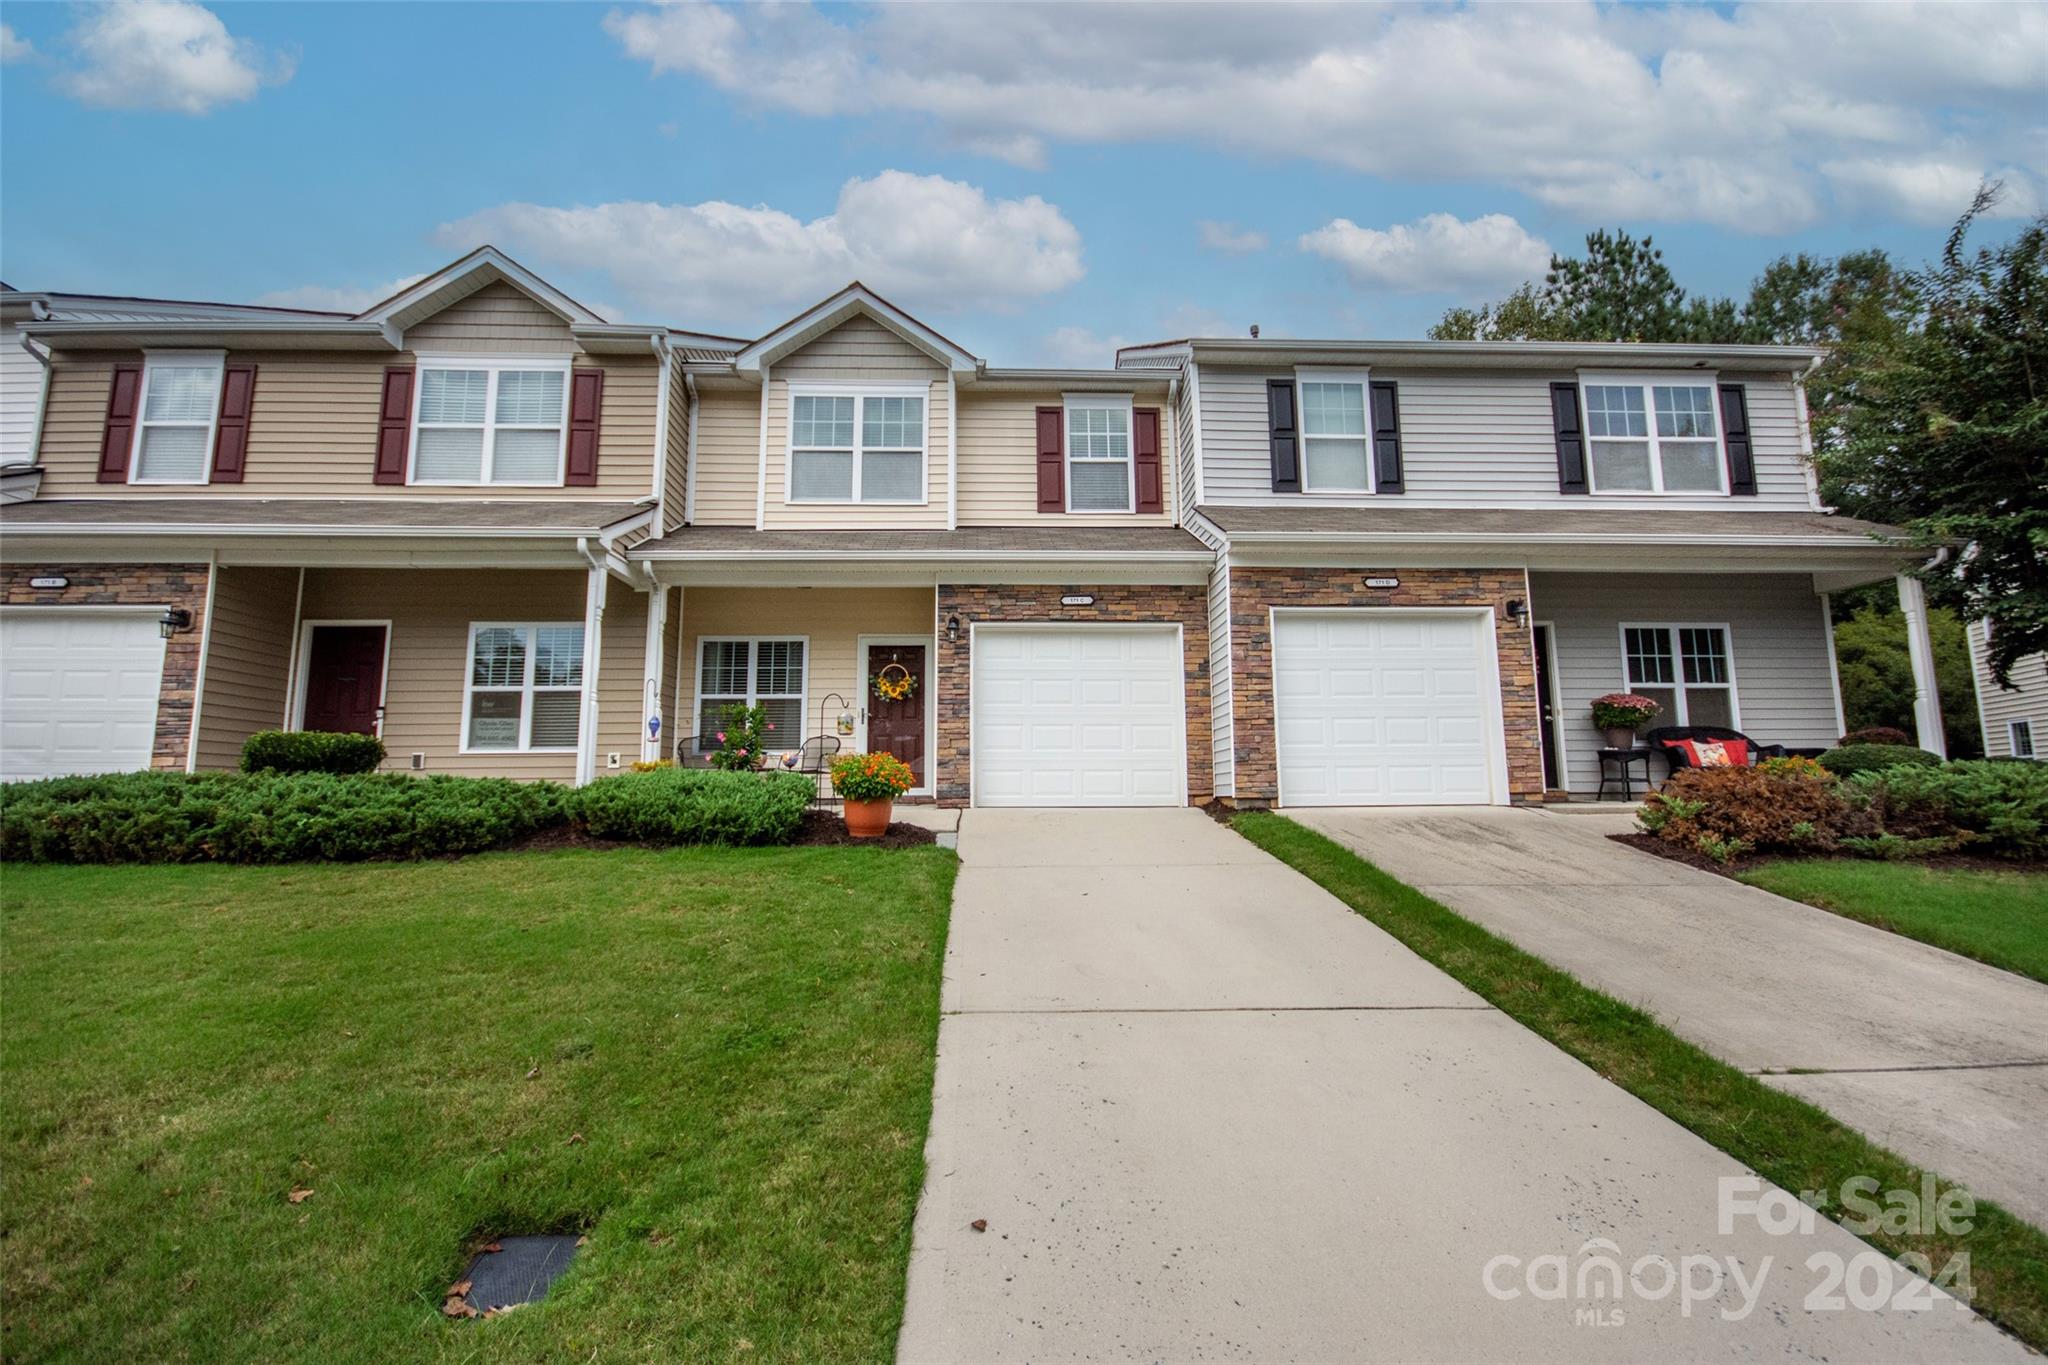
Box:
[2,1,2041,365]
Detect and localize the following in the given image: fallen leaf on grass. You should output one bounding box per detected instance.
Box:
[648,1231,672,1247]
[565,1132,585,1146]
[525,1065,540,1080]
[287,1187,313,1204]
[447,1279,472,1297]
[575,1235,589,1247]
[77,1175,93,1190]
[483,1303,523,1319]
[441,1296,477,1320]
[481,1242,503,1254]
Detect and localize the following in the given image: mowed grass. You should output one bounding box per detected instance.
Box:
[1738,859,2048,984]
[1,846,957,1363]
[1232,812,2048,1352]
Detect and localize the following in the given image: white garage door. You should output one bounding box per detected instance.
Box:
[1273,611,1501,806]
[1,610,167,781]
[973,626,1184,807]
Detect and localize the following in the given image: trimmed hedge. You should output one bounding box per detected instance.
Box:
[1818,743,1945,778]
[1852,760,2048,860]
[573,767,814,846]
[1839,726,1913,747]
[0,771,569,864]
[240,729,387,775]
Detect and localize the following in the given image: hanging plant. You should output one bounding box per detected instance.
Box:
[870,662,918,703]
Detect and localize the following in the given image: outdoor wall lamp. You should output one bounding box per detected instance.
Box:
[945,615,961,643]
[158,608,193,639]
[1504,598,1527,625]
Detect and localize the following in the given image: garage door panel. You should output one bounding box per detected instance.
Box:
[974,626,1185,808]
[2,611,167,781]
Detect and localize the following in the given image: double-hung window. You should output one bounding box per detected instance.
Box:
[131,352,225,484]
[1621,624,1738,728]
[464,623,585,752]
[1581,376,1726,494]
[2012,719,2037,760]
[788,388,925,503]
[696,638,807,749]
[1064,394,1132,512]
[1296,369,1372,493]
[411,358,569,485]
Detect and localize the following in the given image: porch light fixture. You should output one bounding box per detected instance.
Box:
[1504,599,1527,625]
[158,608,192,639]
[946,615,961,643]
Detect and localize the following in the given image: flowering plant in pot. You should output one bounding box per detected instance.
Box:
[1590,693,1661,749]
[830,751,917,838]
[709,703,776,771]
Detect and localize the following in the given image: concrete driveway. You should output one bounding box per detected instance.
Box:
[1292,806,2048,1233]
[897,808,2027,1363]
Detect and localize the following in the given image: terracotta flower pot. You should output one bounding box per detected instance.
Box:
[844,797,894,839]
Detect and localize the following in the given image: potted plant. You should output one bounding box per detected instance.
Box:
[1591,692,1661,750]
[708,703,776,771]
[829,751,916,838]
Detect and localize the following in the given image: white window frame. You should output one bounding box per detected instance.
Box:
[1578,371,1730,497]
[1293,366,1375,495]
[783,383,929,505]
[408,354,573,488]
[128,350,225,485]
[460,621,586,754]
[693,636,811,750]
[2011,719,2037,760]
[1617,621,1742,728]
[1063,392,1135,514]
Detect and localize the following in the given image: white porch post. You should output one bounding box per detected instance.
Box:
[578,562,607,786]
[640,584,667,763]
[1897,573,1947,757]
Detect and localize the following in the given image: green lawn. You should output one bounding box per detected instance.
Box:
[1232,812,2048,1352]
[1,846,956,1363]
[1738,859,2048,984]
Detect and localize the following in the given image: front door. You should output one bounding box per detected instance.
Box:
[1533,624,1561,790]
[864,643,926,788]
[302,626,387,735]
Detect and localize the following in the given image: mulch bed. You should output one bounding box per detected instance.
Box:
[1612,830,2042,879]
[499,811,937,855]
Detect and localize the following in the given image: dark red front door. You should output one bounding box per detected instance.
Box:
[865,643,926,787]
[302,626,387,735]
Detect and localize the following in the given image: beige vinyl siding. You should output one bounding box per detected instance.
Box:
[405,280,576,354]
[1198,367,1818,511]
[297,568,586,781]
[1531,571,1840,794]
[192,565,299,770]
[688,380,761,525]
[1970,620,2045,758]
[663,362,690,530]
[595,587,649,767]
[35,351,659,501]
[775,314,942,379]
[954,389,1177,526]
[680,587,934,751]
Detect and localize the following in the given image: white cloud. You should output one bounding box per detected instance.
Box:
[1037,325,1131,368]
[1300,213,1552,296]
[2,24,35,63]
[57,0,292,114]
[604,0,2048,232]
[1197,221,1268,255]
[1821,158,2039,225]
[437,171,1084,329]
[252,274,427,314]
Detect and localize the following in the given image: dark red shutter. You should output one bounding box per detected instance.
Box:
[1266,378,1300,492]
[1369,380,1404,494]
[209,363,257,483]
[373,366,414,485]
[566,367,605,486]
[96,363,144,483]
[1133,406,1163,513]
[1718,383,1757,496]
[1035,405,1064,512]
[1550,382,1588,495]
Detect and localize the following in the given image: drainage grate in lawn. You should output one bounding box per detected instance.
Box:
[446,1235,581,1317]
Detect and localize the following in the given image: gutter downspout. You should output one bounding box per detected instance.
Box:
[755,362,770,530]
[576,536,608,786]
[1794,353,1825,512]
[946,370,958,530]
[649,335,675,528]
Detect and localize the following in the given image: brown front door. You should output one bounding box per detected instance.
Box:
[302,626,387,735]
[865,643,926,787]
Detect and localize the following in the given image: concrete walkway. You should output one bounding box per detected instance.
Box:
[897,808,2027,1362]
[1292,806,2048,1233]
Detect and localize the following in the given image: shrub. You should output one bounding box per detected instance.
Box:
[1817,744,1944,778]
[1695,833,1754,864]
[1854,760,2048,860]
[240,730,386,775]
[707,703,784,771]
[572,767,812,846]
[829,752,917,803]
[1757,755,1833,782]
[1640,764,1872,854]
[0,771,568,864]
[1840,726,1913,747]
[1839,833,1965,861]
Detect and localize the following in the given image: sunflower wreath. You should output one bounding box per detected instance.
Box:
[870,662,918,703]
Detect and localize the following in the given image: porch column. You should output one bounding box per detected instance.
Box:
[640,584,668,763]
[578,563,606,786]
[1897,573,1947,758]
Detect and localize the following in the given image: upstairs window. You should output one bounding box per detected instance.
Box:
[788,388,925,503]
[1064,394,1132,512]
[1582,378,1725,494]
[1622,623,1738,728]
[464,622,585,752]
[131,353,224,484]
[1296,370,1372,493]
[411,359,568,485]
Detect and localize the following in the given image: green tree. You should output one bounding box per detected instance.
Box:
[1542,229,1692,341]
[1427,283,1571,341]
[1829,598,1982,757]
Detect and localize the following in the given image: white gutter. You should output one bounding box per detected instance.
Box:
[1217,529,1907,550]
[755,362,771,530]
[0,510,659,540]
[632,547,1213,564]
[946,370,958,531]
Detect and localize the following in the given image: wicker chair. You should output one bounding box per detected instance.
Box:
[1645,725,1786,774]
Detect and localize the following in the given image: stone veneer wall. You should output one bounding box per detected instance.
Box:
[2,562,213,771]
[1227,566,1542,806]
[934,583,1212,807]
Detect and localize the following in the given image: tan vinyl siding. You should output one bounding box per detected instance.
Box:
[192,565,299,770]
[595,587,649,767]
[1531,571,1840,794]
[1199,366,1818,512]
[297,568,585,781]
[35,350,659,501]
[954,389,1177,526]
[663,362,689,530]
[775,314,941,379]
[1970,620,2045,758]
[405,280,576,354]
[1175,361,1199,519]
[688,380,761,525]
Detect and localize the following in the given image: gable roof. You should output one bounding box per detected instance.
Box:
[732,283,979,377]
[353,245,611,330]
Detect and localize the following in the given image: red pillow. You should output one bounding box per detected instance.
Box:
[1665,738,1749,767]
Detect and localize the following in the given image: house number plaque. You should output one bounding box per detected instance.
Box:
[1061,595,1095,606]
[1364,577,1400,589]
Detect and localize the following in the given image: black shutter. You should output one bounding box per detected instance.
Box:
[1719,383,1757,496]
[1550,381,1588,495]
[1369,380,1404,494]
[1266,378,1300,492]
